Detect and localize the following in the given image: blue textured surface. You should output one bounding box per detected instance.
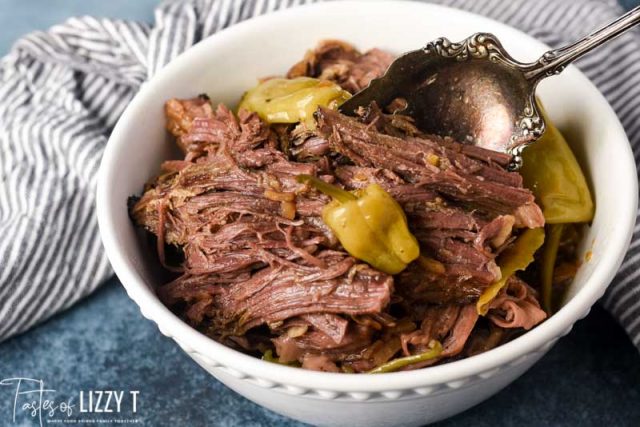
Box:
[1,1,640,426]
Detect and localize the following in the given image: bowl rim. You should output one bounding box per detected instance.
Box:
[97,0,638,392]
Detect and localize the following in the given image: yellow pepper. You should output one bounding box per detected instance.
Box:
[297,175,420,275]
[521,106,594,314]
[540,223,564,313]
[368,340,443,374]
[477,228,545,315]
[520,106,594,224]
[239,77,351,128]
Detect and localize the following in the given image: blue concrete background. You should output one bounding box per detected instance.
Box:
[1,1,640,426]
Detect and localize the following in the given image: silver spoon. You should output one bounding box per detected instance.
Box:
[340,6,640,169]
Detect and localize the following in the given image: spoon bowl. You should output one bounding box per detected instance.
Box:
[341,34,543,163]
[340,6,640,169]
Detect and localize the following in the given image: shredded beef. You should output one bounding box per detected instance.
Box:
[161,253,392,337]
[130,43,553,372]
[323,109,543,304]
[315,107,544,227]
[287,40,394,93]
[487,277,547,330]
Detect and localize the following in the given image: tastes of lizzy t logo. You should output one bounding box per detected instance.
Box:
[0,377,140,426]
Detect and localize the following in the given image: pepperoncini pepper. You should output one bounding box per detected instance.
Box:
[297,175,420,275]
[540,223,564,313]
[368,340,443,374]
[521,104,594,314]
[520,105,594,224]
[238,77,351,128]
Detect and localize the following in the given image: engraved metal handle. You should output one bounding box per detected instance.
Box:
[524,5,640,82]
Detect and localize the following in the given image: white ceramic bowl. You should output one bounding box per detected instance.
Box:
[96,1,638,426]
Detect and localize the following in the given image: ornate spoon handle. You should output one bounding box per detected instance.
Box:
[525,5,640,82]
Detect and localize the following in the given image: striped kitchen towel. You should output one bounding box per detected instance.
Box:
[1,0,639,350]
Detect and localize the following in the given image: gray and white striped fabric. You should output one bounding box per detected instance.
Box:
[1,0,639,350]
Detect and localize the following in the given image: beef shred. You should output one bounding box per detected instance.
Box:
[130,40,547,372]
